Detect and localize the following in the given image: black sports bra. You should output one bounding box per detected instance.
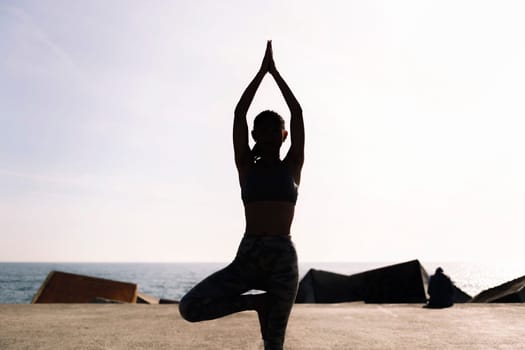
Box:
[241,161,298,204]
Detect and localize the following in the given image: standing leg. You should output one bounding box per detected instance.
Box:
[259,239,299,350]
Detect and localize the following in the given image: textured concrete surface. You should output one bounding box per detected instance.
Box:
[1,303,524,349]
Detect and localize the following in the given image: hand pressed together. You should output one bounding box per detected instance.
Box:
[260,40,277,75]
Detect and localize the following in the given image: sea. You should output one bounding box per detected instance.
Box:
[0,261,523,304]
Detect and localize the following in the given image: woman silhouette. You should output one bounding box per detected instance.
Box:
[179,41,304,350]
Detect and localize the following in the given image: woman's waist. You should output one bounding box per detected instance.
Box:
[243,232,292,239]
[244,219,293,236]
[243,201,295,236]
[244,202,295,220]
[244,231,291,237]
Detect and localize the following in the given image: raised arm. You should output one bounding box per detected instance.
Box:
[233,43,271,171]
[268,43,305,174]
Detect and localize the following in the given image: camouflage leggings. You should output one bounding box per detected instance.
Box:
[179,234,299,350]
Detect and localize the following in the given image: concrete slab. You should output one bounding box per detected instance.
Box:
[32,271,137,304]
[0,303,524,349]
[471,275,525,303]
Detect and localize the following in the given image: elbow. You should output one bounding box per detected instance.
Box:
[234,104,249,118]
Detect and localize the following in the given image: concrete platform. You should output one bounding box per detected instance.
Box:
[1,303,524,349]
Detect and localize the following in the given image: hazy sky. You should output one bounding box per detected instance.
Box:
[1,0,524,263]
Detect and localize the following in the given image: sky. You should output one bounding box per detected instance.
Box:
[1,0,524,263]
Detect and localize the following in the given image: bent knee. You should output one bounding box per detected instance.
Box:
[178,297,200,322]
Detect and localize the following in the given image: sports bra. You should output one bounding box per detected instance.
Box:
[241,161,298,204]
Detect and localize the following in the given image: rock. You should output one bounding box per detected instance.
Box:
[136,292,160,304]
[296,260,471,304]
[470,275,525,303]
[32,271,138,303]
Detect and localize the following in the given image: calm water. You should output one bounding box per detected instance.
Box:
[0,261,523,304]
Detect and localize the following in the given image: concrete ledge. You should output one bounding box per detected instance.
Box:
[1,304,524,349]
